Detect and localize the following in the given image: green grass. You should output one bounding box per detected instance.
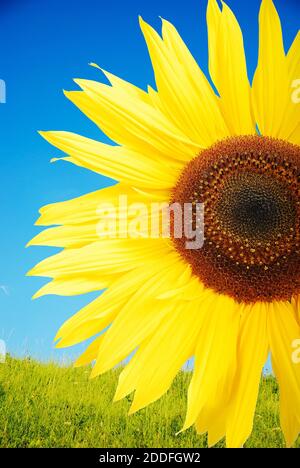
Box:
[0,356,299,448]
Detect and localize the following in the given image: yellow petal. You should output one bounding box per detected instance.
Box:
[99,66,150,104]
[28,224,99,249]
[74,334,105,367]
[288,122,300,145]
[32,275,110,299]
[292,295,300,327]
[268,301,300,447]
[182,294,239,431]
[207,409,228,447]
[140,17,229,146]
[55,251,184,347]
[27,238,171,278]
[126,295,212,413]
[55,296,122,348]
[65,79,199,163]
[91,258,196,377]
[226,302,269,448]
[34,184,168,227]
[279,32,300,142]
[287,32,300,78]
[91,300,172,378]
[147,85,164,114]
[34,185,118,227]
[113,347,142,402]
[55,272,143,344]
[206,0,220,84]
[196,405,229,447]
[29,211,157,248]
[207,0,254,134]
[252,0,289,137]
[39,131,179,190]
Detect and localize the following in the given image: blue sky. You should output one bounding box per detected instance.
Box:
[0,0,299,362]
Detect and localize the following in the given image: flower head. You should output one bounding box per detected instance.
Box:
[28,0,300,448]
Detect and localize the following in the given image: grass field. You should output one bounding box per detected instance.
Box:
[0,356,299,448]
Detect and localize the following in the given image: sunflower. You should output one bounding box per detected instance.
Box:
[28,0,300,448]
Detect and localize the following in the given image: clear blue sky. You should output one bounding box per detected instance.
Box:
[0,0,299,362]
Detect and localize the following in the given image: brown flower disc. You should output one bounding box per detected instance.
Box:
[172,136,300,303]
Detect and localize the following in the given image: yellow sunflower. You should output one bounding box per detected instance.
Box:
[28,0,300,448]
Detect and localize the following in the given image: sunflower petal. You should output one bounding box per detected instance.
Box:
[91,300,172,378]
[182,294,239,431]
[207,0,254,134]
[34,184,164,227]
[55,296,122,348]
[99,67,150,104]
[65,79,199,163]
[226,303,269,448]
[140,16,229,146]
[268,301,300,447]
[74,334,105,367]
[28,224,99,249]
[27,239,171,278]
[196,405,229,447]
[279,32,300,142]
[56,252,185,347]
[91,259,197,376]
[292,295,300,327]
[40,131,179,189]
[128,295,211,413]
[252,0,289,137]
[32,275,109,299]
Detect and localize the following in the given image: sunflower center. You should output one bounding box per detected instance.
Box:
[172,135,300,303]
[216,172,296,242]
